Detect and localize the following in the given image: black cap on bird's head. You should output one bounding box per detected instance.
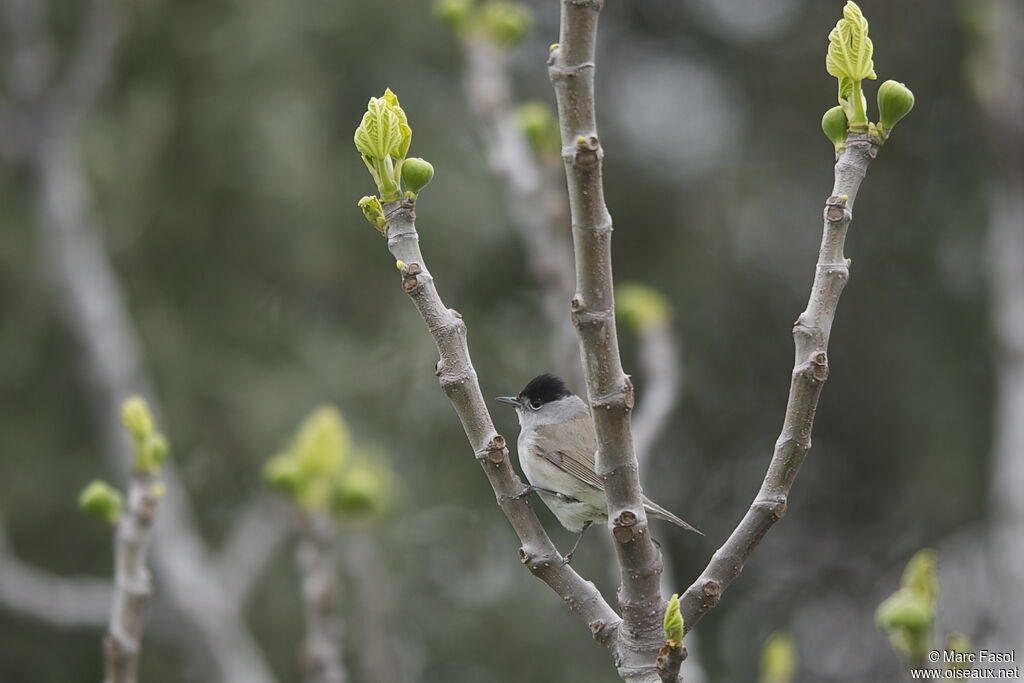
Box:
[495,373,573,410]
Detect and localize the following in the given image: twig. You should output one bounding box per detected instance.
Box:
[679,133,878,631]
[381,198,621,649]
[656,644,687,683]
[0,3,282,681]
[296,512,346,683]
[217,498,291,606]
[462,38,581,389]
[548,1,666,679]
[632,321,683,466]
[105,473,161,683]
[0,517,111,628]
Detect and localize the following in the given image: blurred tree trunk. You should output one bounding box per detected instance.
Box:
[970,0,1024,653]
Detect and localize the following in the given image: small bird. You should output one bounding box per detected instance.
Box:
[496,373,701,562]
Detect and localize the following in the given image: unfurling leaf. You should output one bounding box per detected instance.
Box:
[401,157,434,198]
[383,89,412,159]
[877,80,915,133]
[354,97,402,162]
[760,632,797,683]
[358,195,387,235]
[825,2,876,84]
[821,106,849,153]
[901,548,938,603]
[79,480,123,525]
[825,2,875,129]
[662,593,684,648]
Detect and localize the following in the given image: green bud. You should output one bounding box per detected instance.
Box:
[434,0,473,33]
[617,283,671,332]
[136,433,169,472]
[480,2,532,48]
[876,589,932,635]
[821,106,849,153]
[900,548,938,603]
[358,196,387,235]
[263,453,306,499]
[401,157,434,198]
[662,593,684,648]
[877,80,914,133]
[79,480,123,524]
[946,633,973,671]
[516,102,560,161]
[331,456,394,520]
[121,396,154,440]
[760,632,797,683]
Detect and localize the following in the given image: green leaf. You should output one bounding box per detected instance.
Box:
[382,88,412,159]
[662,593,684,647]
[354,97,402,161]
[900,549,938,603]
[121,396,154,440]
[760,632,797,683]
[825,2,876,84]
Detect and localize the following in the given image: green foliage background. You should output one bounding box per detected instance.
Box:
[0,1,996,681]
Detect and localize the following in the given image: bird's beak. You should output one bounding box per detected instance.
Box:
[495,396,522,408]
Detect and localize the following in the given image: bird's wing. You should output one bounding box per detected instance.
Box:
[534,419,604,491]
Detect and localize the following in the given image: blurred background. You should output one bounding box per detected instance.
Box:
[1,0,1021,681]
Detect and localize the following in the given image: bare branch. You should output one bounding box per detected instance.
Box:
[296,512,346,683]
[632,322,683,466]
[548,1,666,678]
[105,473,162,683]
[53,0,123,130]
[381,198,621,649]
[216,498,290,606]
[0,519,111,629]
[679,134,878,631]
[462,38,582,389]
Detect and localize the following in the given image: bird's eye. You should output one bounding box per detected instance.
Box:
[529,399,543,410]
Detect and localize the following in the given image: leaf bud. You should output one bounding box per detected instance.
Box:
[79,480,123,525]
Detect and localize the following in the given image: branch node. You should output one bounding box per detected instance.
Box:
[474,434,507,464]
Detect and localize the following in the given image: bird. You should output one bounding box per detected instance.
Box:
[496,373,701,562]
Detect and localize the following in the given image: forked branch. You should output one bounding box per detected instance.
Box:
[679,134,878,630]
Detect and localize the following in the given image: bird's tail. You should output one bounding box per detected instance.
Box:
[643,497,703,535]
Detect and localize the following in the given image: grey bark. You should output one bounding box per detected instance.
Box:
[381,198,622,648]
[548,1,667,680]
[679,134,877,631]
[297,512,346,683]
[104,473,161,683]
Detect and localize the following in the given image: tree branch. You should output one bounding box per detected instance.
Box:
[380,198,621,649]
[0,4,282,680]
[679,133,878,631]
[462,38,582,389]
[216,498,290,607]
[548,2,666,679]
[296,512,346,683]
[656,644,686,683]
[0,518,111,629]
[105,473,162,683]
[632,321,683,466]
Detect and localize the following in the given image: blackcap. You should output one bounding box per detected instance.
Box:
[497,374,700,561]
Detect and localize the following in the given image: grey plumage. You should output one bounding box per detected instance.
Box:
[496,374,701,537]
